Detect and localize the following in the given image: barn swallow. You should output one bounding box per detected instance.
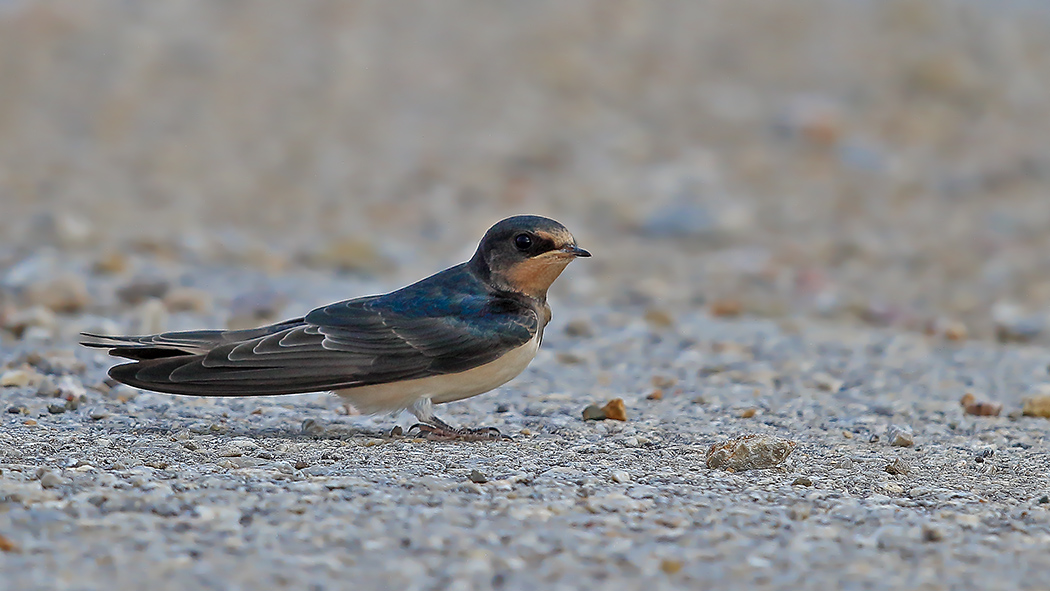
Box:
[81,215,589,440]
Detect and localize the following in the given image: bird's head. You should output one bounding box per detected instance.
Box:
[470,215,590,300]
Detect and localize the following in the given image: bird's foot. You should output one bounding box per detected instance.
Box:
[406,422,511,441]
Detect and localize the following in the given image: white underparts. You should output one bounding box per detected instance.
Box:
[333,330,542,416]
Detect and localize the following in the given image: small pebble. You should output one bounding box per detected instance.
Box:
[47,403,66,414]
[601,398,627,421]
[709,299,743,318]
[582,398,627,421]
[24,275,91,313]
[706,434,796,471]
[468,469,488,484]
[610,470,631,484]
[582,404,606,421]
[792,476,814,486]
[740,407,758,418]
[659,559,683,575]
[887,425,914,447]
[0,533,19,553]
[885,458,910,476]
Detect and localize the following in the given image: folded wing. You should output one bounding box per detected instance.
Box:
[83,291,538,396]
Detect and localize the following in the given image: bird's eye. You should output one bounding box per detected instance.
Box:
[514,233,533,251]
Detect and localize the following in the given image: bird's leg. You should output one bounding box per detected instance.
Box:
[406,398,510,441]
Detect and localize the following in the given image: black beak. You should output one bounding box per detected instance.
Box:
[563,245,591,258]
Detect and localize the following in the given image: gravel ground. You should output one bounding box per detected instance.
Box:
[4,2,1050,589]
[3,265,1050,590]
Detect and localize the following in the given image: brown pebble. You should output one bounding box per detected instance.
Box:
[659,559,683,575]
[92,251,129,275]
[651,375,677,388]
[959,393,976,407]
[294,459,310,470]
[709,299,743,318]
[646,389,664,401]
[163,287,213,313]
[740,407,758,418]
[644,308,674,328]
[1022,395,1050,418]
[964,401,1002,417]
[0,533,19,553]
[601,398,627,421]
[943,321,968,341]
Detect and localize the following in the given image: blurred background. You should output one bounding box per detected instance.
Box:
[3,0,1050,343]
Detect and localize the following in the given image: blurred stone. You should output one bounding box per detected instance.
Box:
[992,303,1045,343]
[303,238,394,274]
[706,434,796,471]
[163,287,213,313]
[54,375,86,400]
[1022,395,1050,419]
[556,352,585,365]
[2,305,56,338]
[644,308,674,329]
[35,212,93,248]
[960,392,1001,417]
[1,368,42,388]
[564,319,594,338]
[117,279,170,305]
[774,96,842,147]
[926,318,968,341]
[709,299,743,318]
[24,275,91,313]
[92,250,129,275]
[468,469,488,484]
[39,471,70,488]
[228,289,287,330]
[35,376,59,397]
[132,298,168,335]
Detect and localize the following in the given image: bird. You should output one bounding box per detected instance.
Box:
[81,215,590,440]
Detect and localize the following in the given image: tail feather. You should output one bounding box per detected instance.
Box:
[79,318,305,361]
